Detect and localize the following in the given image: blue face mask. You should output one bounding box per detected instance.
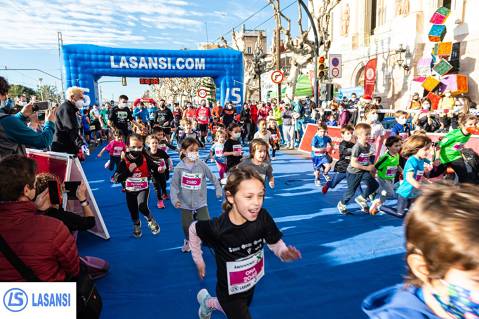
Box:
[433,280,479,319]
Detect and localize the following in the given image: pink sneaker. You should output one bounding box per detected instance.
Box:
[157,200,165,209]
[162,194,169,200]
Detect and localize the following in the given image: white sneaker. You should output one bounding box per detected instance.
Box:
[181,239,191,253]
[355,195,369,213]
[369,199,381,216]
[314,179,321,187]
[197,289,213,319]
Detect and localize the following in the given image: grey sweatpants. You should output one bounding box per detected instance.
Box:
[181,206,210,240]
[378,179,396,203]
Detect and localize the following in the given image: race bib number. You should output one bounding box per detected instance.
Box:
[233,144,243,154]
[215,146,224,157]
[271,134,278,140]
[155,159,166,169]
[226,250,265,295]
[159,145,168,152]
[357,153,370,166]
[125,177,148,192]
[112,146,123,156]
[181,172,203,190]
[415,170,424,181]
[198,115,207,121]
[453,143,464,151]
[314,148,326,157]
[386,166,397,178]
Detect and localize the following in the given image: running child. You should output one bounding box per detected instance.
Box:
[152,126,177,153]
[253,119,271,144]
[337,123,379,215]
[364,104,386,156]
[177,118,204,148]
[189,167,301,319]
[438,114,478,183]
[170,137,222,253]
[223,123,243,173]
[209,130,227,180]
[391,110,411,138]
[391,135,433,217]
[369,136,402,215]
[114,134,160,238]
[238,139,275,189]
[267,119,281,160]
[97,130,126,182]
[322,125,354,194]
[363,183,479,319]
[145,135,170,209]
[311,122,333,187]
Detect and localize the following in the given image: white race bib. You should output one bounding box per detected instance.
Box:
[233,144,243,154]
[181,172,203,190]
[357,153,371,166]
[226,250,265,295]
[415,170,424,181]
[215,146,224,157]
[112,146,123,156]
[386,166,397,178]
[125,177,148,192]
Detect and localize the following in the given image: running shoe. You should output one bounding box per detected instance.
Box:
[104,160,110,169]
[133,222,142,238]
[369,199,382,216]
[355,195,369,213]
[162,193,169,200]
[314,179,321,187]
[157,200,165,209]
[147,218,160,235]
[181,239,191,253]
[271,157,276,161]
[322,181,330,194]
[337,201,351,215]
[110,176,115,183]
[197,289,213,319]
[368,192,376,202]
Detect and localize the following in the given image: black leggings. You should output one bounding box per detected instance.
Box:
[125,189,151,223]
[152,174,167,199]
[219,290,254,319]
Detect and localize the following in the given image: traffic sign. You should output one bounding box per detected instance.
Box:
[197,88,208,98]
[271,70,284,84]
[329,54,342,78]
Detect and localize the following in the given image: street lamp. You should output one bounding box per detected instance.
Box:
[395,44,410,72]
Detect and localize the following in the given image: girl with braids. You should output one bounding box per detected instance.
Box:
[188,167,301,319]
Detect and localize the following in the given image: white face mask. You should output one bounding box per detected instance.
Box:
[397,118,407,125]
[368,114,378,122]
[234,132,241,140]
[119,102,127,108]
[186,152,199,161]
[422,104,431,110]
[75,100,84,108]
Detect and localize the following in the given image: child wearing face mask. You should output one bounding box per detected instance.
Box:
[391,110,411,138]
[170,137,222,253]
[113,134,160,238]
[188,168,301,319]
[364,105,385,155]
[209,130,227,179]
[238,139,275,189]
[363,183,479,319]
[145,135,171,209]
[97,130,126,182]
[223,123,244,172]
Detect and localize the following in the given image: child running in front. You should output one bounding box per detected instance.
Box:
[97,130,126,182]
[337,123,379,215]
[170,137,223,253]
[238,139,275,189]
[223,123,244,173]
[390,135,433,218]
[363,182,479,319]
[114,134,160,238]
[311,122,333,187]
[209,130,227,180]
[369,136,402,215]
[145,135,170,209]
[267,119,281,160]
[322,125,355,194]
[188,167,302,319]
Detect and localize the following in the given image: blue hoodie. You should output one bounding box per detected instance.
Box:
[362,284,442,319]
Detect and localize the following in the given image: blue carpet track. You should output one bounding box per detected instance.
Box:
[78,143,405,319]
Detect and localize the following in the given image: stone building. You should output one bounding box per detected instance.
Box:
[312,0,477,109]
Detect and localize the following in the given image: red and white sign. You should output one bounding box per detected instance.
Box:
[329,54,342,78]
[271,70,284,84]
[364,58,377,97]
[197,88,208,98]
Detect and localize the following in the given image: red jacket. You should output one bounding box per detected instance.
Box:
[0,201,80,281]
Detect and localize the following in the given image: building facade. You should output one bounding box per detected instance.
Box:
[313,0,477,109]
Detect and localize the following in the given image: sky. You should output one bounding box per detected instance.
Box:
[0,0,301,102]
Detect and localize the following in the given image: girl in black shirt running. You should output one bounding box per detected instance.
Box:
[189,167,301,319]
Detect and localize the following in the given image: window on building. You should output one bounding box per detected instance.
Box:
[370,0,377,35]
[377,0,386,27]
[441,0,452,9]
[247,47,252,54]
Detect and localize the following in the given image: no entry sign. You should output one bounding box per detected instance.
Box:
[197,88,207,98]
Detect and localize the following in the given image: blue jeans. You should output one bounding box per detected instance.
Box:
[330,172,347,189]
[340,172,379,204]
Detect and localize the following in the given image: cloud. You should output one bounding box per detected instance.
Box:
[0,0,209,49]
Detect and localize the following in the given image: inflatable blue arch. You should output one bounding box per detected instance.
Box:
[62,44,244,106]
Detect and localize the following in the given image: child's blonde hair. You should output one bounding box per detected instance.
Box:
[215,129,226,141]
[145,134,159,146]
[248,138,270,161]
[405,183,479,286]
[401,135,431,157]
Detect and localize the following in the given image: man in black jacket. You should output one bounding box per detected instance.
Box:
[52,87,85,155]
